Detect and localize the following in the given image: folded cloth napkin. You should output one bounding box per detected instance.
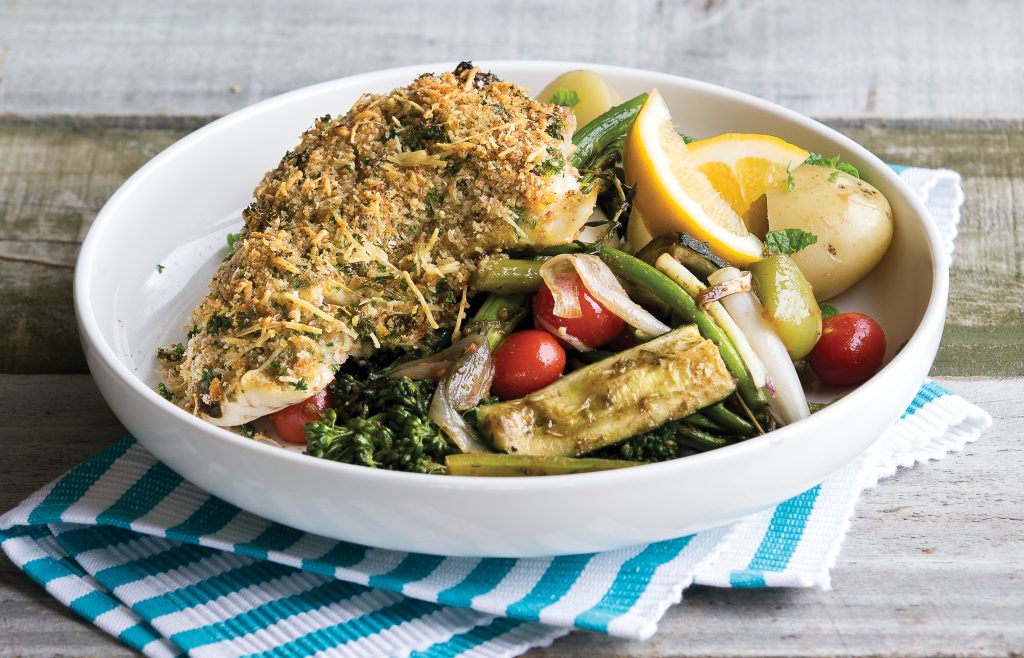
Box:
[0,167,988,658]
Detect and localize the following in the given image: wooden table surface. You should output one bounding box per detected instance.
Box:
[1,1,1022,656]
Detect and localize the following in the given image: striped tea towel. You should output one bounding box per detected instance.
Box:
[0,167,988,658]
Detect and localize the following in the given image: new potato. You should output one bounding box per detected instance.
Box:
[538,70,622,127]
[766,165,892,301]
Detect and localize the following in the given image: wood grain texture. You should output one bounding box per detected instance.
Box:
[1,0,1022,119]
[0,119,1020,375]
[0,376,1019,657]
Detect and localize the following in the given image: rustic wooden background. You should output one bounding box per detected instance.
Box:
[1,1,1022,656]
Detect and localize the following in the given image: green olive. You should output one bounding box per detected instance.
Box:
[749,253,822,360]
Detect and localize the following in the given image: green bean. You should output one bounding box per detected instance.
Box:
[683,413,724,433]
[676,426,732,452]
[594,246,768,410]
[446,453,641,477]
[702,402,757,437]
[571,93,648,169]
[471,258,543,293]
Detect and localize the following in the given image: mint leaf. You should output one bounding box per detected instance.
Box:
[765,228,818,255]
[819,302,839,320]
[805,152,860,179]
[551,88,580,108]
[227,232,241,249]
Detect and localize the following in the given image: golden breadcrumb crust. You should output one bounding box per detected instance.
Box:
[163,65,586,419]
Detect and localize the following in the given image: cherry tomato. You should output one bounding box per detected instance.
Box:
[270,388,332,444]
[532,276,625,349]
[808,313,886,386]
[491,330,566,400]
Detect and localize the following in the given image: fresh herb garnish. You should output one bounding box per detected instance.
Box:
[239,423,255,438]
[199,368,218,393]
[424,187,444,214]
[819,302,839,319]
[786,162,796,192]
[157,383,176,401]
[551,88,580,108]
[804,152,860,178]
[765,228,818,255]
[227,232,241,249]
[827,171,839,184]
[545,115,564,140]
[511,205,535,228]
[205,314,233,335]
[156,343,185,362]
[291,378,308,392]
[156,264,165,273]
[405,122,447,150]
[535,156,565,177]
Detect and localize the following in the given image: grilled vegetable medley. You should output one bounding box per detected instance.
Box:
[157,64,894,476]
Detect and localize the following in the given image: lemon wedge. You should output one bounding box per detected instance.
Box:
[686,133,810,219]
[623,90,764,266]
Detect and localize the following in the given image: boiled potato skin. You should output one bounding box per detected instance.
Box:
[538,70,622,128]
[766,165,893,301]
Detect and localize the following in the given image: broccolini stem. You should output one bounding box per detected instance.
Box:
[683,412,723,433]
[676,425,732,452]
[594,246,768,410]
[702,401,758,436]
[468,293,527,349]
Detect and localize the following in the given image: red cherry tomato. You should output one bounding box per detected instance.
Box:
[808,313,886,386]
[491,330,566,400]
[532,276,625,349]
[270,388,332,444]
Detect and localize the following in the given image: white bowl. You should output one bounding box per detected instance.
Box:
[74,61,947,557]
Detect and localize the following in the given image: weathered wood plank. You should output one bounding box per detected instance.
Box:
[1,0,1022,120]
[0,120,184,373]
[0,375,1019,657]
[0,119,1021,375]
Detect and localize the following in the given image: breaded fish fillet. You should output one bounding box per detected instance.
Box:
[161,64,596,426]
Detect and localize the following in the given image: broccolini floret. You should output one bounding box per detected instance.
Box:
[590,421,683,463]
[305,376,452,474]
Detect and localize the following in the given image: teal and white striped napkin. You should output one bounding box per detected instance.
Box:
[0,167,988,658]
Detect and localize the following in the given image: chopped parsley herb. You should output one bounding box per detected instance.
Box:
[291,378,308,392]
[545,115,564,140]
[786,163,796,192]
[765,228,818,255]
[804,152,860,178]
[678,132,695,144]
[227,232,241,249]
[425,187,445,214]
[819,302,839,320]
[156,264,165,273]
[406,122,447,150]
[157,383,176,401]
[827,170,839,184]
[205,314,233,335]
[239,423,255,438]
[535,156,565,177]
[156,343,185,362]
[490,102,508,117]
[511,205,535,228]
[199,368,219,393]
[186,324,201,339]
[551,88,580,108]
